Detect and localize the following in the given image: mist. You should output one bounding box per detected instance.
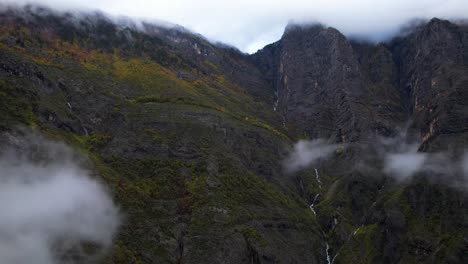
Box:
[286,128,468,189]
[379,133,428,180]
[384,152,427,180]
[2,0,468,53]
[0,131,120,264]
[284,139,339,173]
[378,131,467,183]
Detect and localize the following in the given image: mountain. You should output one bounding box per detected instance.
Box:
[0,4,467,264]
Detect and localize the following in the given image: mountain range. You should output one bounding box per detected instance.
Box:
[0,4,467,264]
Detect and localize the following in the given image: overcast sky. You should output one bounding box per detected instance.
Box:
[3,0,468,53]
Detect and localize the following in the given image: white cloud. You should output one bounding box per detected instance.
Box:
[384,152,427,180]
[0,132,120,263]
[2,0,468,53]
[284,139,339,173]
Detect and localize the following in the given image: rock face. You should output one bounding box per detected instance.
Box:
[252,24,411,142]
[391,18,468,149]
[251,19,468,263]
[253,25,374,141]
[252,18,468,146]
[0,5,467,264]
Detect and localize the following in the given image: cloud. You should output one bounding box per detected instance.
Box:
[286,126,468,190]
[284,139,339,173]
[371,130,468,190]
[384,152,427,180]
[379,131,462,182]
[0,130,120,264]
[2,0,468,53]
[383,146,468,187]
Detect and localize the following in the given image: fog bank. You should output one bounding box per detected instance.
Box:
[0,131,120,264]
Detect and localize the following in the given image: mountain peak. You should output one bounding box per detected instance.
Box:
[428,17,451,25]
[0,5,467,264]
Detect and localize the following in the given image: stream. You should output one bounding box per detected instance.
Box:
[309,168,332,264]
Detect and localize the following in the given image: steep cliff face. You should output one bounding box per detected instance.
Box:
[0,6,324,264]
[391,18,468,150]
[252,24,407,142]
[253,18,468,145]
[251,18,468,264]
[0,5,467,264]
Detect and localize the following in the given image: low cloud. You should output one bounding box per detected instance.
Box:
[284,139,339,173]
[379,131,465,183]
[3,0,468,53]
[0,130,120,264]
[384,152,427,180]
[382,138,427,180]
[285,127,468,189]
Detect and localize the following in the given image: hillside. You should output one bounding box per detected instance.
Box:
[0,5,467,264]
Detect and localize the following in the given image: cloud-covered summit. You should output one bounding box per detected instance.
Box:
[2,0,468,53]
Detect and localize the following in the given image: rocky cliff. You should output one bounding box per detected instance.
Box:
[0,5,467,264]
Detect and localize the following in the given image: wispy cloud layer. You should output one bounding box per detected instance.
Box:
[0,131,120,264]
[284,139,339,173]
[285,128,468,189]
[3,0,468,53]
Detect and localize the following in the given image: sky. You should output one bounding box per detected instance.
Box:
[2,0,468,53]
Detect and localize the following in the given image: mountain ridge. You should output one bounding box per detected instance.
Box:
[0,4,467,264]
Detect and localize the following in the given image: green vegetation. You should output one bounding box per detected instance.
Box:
[0,79,37,128]
[1,13,465,264]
